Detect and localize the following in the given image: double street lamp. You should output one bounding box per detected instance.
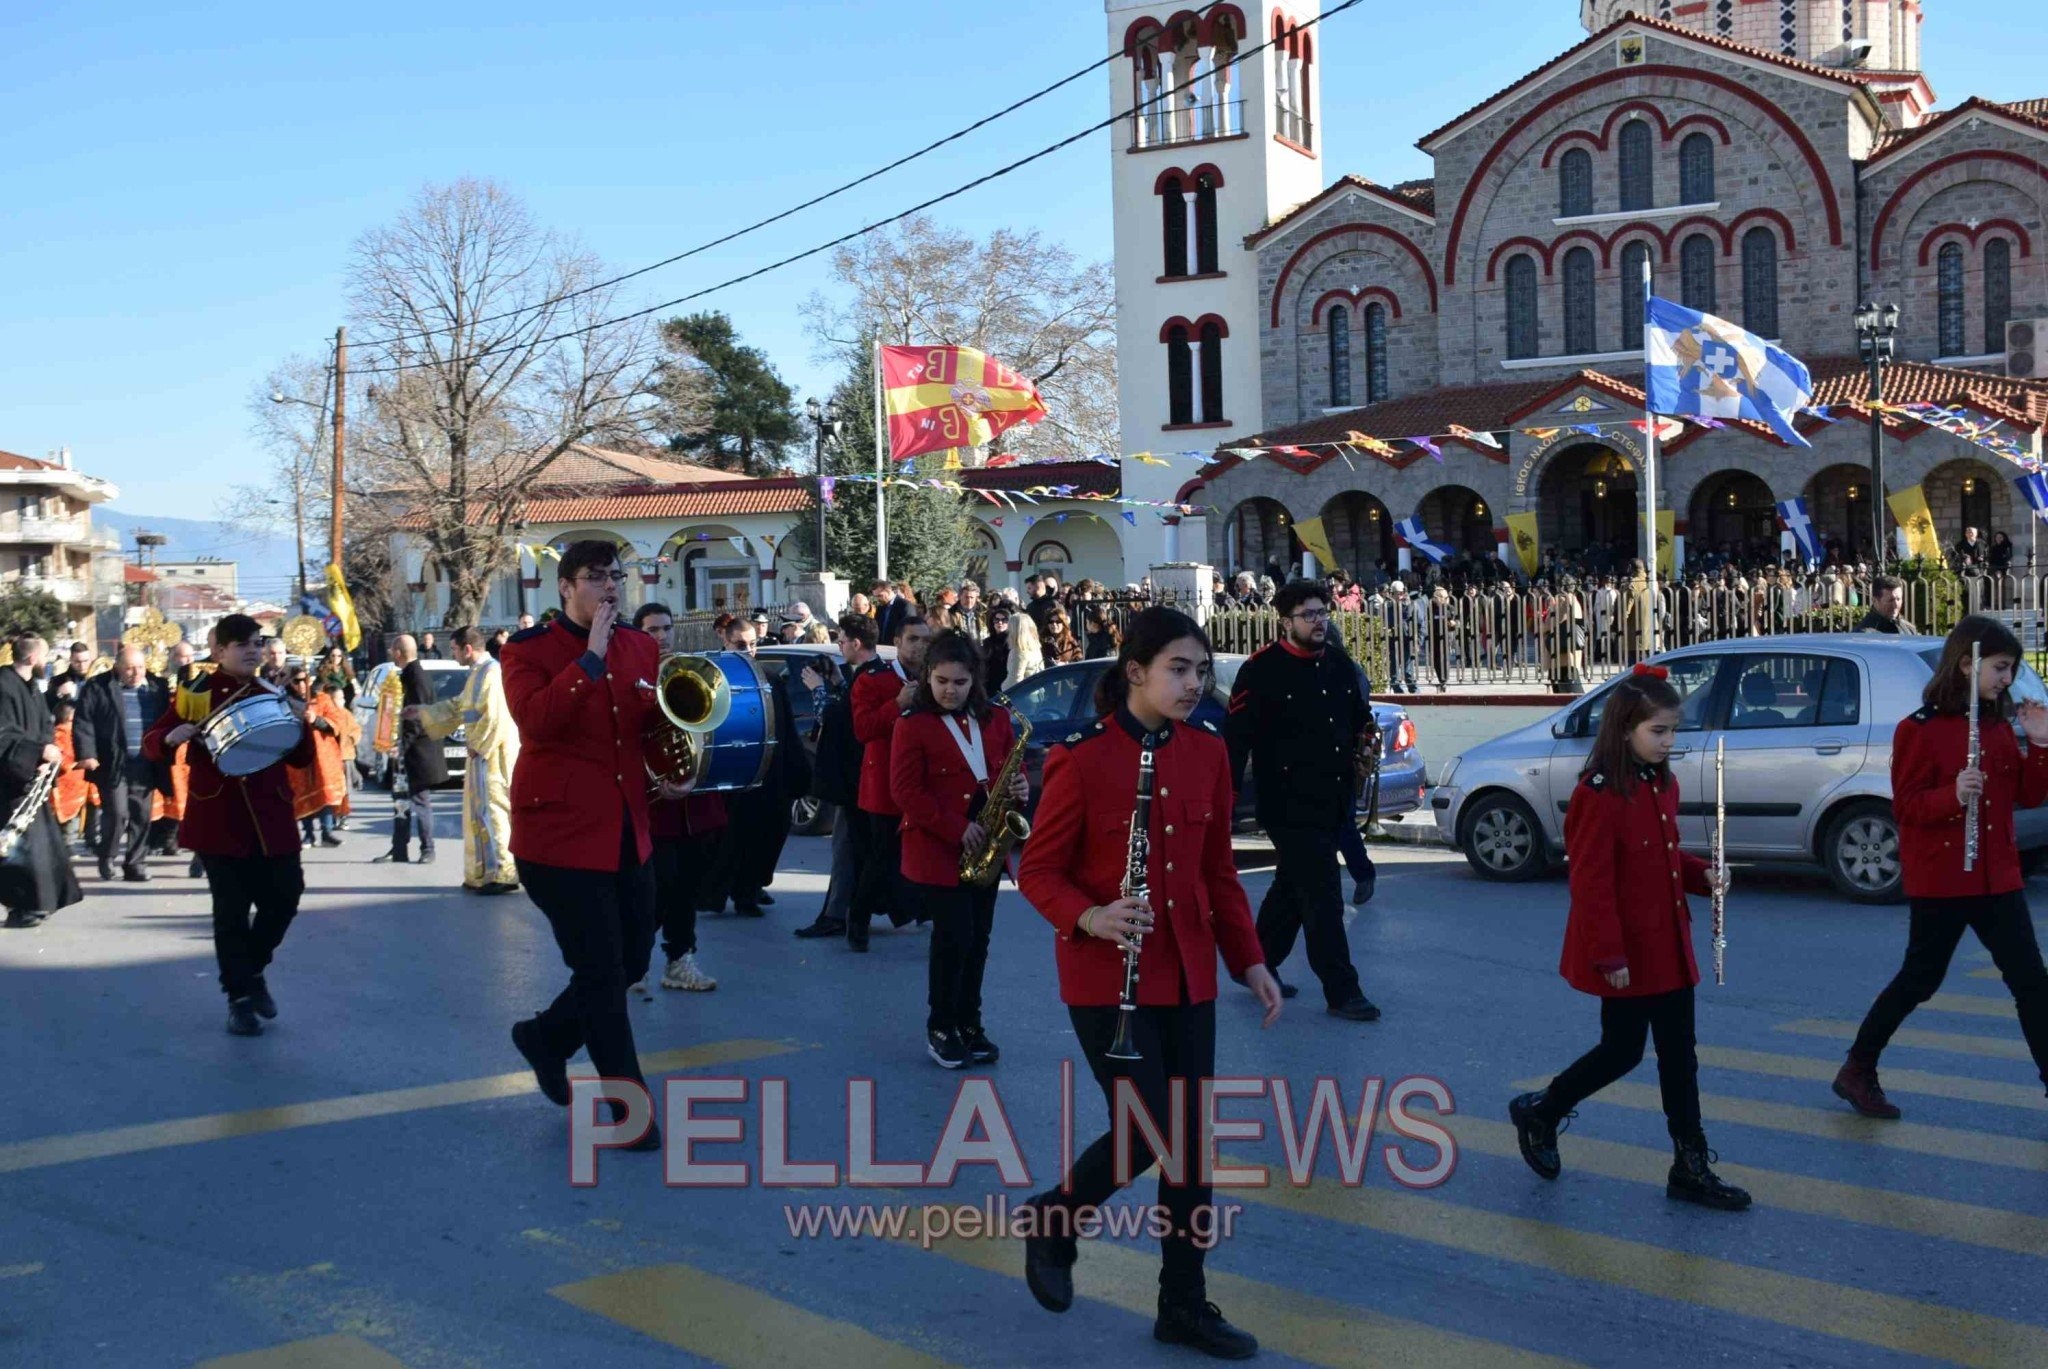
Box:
[804,397,841,575]
[1854,302,1902,563]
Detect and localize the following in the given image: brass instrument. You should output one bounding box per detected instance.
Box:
[1359,717,1386,838]
[644,652,733,790]
[960,707,1032,887]
[1965,639,1982,873]
[1103,745,1157,1062]
[1712,735,1727,986]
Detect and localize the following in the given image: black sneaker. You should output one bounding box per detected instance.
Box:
[1327,994,1382,1022]
[962,1027,1000,1065]
[1508,1091,1562,1180]
[248,979,278,1020]
[927,1028,969,1070]
[1154,1294,1258,1360]
[226,999,263,1036]
[512,1019,571,1106]
[793,920,845,939]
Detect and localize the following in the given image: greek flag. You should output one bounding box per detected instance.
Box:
[1395,516,1455,565]
[1776,497,1821,565]
[2018,472,2048,523]
[1645,296,1813,447]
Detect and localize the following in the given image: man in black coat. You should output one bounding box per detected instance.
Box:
[794,613,881,940]
[375,634,448,864]
[0,635,83,927]
[72,646,172,882]
[1225,580,1380,1023]
[718,616,812,915]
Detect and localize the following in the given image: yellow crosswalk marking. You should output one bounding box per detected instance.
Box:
[915,1227,1581,1368]
[1693,1045,2047,1112]
[1925,992,2019,1020]
[195,1332,407,1369]
[1446,1115,2048,1258]
[0,1039,801,1175]
[1970,966,2005,980]
[551,1264,956,1368]
[1230,1166,2048,1368]
[1777,1019,2032,1061]
[1514,1077,2048,1171]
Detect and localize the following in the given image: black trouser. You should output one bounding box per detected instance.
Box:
[1037,1001,1218,1299]
[520,823,657,1091]
[96,756,156,876]
[391,785,433,858]
[851,808,902,934]
[1337,817,1375,889]
[1851,891,2048,1084]
[914,879,996,1033]
[201,853,305,999]
[1539,986,1701,1140]
[654,833,715,960]
[1256,822,1361,1006]
[729,785,791,903]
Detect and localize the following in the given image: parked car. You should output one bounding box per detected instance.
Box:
[350,659,471,790]
[1430,632,2048,903]
[999,653,1427,831]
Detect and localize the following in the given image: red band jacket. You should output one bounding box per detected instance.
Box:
[1017,710,1263,1007]
[500,617,661,872]
[142,671,314,859]
[1894,705,2048,899]
[853,661,910,817]
[889,705,1017,887]
[1559,768,1711,998]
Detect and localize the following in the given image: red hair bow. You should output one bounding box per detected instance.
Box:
[1632,663,1669,680]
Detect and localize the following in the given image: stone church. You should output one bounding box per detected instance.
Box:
[1104,0,2048,580]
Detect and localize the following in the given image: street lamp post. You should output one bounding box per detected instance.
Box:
[514,519,531,619]
[1855,302,1902,563]
[269,387,328,601]
[804,397,840,577]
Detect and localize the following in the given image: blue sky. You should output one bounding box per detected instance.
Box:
[5,1,2039,523]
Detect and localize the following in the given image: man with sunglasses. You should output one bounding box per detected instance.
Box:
[1225,579,1381,1023]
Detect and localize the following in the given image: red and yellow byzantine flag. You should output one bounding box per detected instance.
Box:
[880,344,1047,462]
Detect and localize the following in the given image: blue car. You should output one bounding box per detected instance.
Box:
[1001,653,1427,832]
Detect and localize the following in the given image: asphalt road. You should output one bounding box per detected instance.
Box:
[3,822,2046,1368]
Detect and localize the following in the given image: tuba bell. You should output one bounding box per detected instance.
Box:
[644,653,733,790]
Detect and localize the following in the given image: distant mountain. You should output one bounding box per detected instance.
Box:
[94,509,302,601]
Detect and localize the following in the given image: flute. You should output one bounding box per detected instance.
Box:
[1965,639,1982,873]
[1712,735,1727,986]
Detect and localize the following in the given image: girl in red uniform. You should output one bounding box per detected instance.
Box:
[1016,608,1283,1361]
[1509,665,1748,1210]
[1833,616,2048,1117]
[889,629,1027,1069]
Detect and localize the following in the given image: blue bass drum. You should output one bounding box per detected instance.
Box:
[657,649,779,794]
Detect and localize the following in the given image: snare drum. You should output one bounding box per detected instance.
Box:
[200,688,306,777]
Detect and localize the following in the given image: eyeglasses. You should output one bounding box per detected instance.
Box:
[1289,609,1330,623]
[578,571,628,586]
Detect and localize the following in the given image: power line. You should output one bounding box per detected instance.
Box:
[346,3,1235,354]
[352,0,1361,378]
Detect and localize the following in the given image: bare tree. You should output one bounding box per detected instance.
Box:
[802,216,1118,460]
[346,178,653,627]
[226,354,335,602]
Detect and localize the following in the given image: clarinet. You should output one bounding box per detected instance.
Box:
[1965,639,1982,873]
[1712,735,1727,986]
[1102,745,1157,1062]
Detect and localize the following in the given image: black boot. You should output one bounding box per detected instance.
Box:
[1666,1133,1751,1211]
[226,998,263,1036]
[1154,1292,1258,1360]
[1020,1197,1075,1313]
[1508,1090,1563,1180]
[511,1019,570,1106]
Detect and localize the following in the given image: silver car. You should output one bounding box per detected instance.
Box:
[1431,632,2048,903]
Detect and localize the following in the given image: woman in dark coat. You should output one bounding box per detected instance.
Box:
[0,635,85,927]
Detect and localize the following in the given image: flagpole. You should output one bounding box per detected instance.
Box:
[874,339,888,585]
[1640,255,1661,657]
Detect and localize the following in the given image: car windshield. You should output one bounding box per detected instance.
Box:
[1004,666,1096,726]
[1918,645,2048,705]
[432,670,467,702]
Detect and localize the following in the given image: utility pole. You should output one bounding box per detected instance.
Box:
[330,326,347,570]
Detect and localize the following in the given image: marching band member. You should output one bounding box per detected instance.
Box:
[848,613,930,950]
[499,540,663,1151]
[1508,665,1748,1210]
[631,602,720,994]
[889,628,1026,1069]
[141,615,313,1034]
[1834,616,2048,1117]
[411,626,520,895]
[1016,607,1281,1360]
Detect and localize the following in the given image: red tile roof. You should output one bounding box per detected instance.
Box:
[1806,356,2048,425]
[530,444,738,490]
[122,564,157,584]
[0,449,60,472]
[519,478,814,523]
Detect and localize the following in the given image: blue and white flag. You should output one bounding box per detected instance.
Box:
[1645,295,1814,447]
[1395,516,1455,565]
[2018,471,2048,522]
[1776,497,1821,565]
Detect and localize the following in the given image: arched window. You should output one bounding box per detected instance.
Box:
[1680,233,1717,312]
[1559,148,1593,217]
[1326,305,1352,407]
[1619,241,1653,351]
[1741,227,1779,338]
[1505,254,1539,360]
[1678,133,1715,204]
[1166,323,1193,425]
[1562,246,1597,355]
[1198,320,1225,423]
[1159,175,1187,277]
[1193,171,1220,274]
[1937,242,1966,356]
[1364,301,1389,402]
[1985,238,2014,355]
[1618,120,1653,212]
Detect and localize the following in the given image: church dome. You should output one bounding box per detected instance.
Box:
[1581,0,1921,73]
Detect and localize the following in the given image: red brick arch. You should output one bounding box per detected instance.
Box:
[1268,223,1439,325]
[1870,152,2048,272]
[1915,218,2034,265]
[1308,286,1404,326]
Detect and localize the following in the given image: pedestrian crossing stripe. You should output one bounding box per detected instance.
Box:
[194,1332,408,1368]
[1776,1018,2034,1061]
[552,1264,957,1368]
[1970,966,2004,979]
[1922,992,2019,1020]
[1692,1044,2047,1112]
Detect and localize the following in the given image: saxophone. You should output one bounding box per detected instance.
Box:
[960,707,1032,887]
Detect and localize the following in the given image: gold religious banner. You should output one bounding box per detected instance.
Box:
[1641,509,1677,575]
[122,607,185,675]
[1504,512,1542,576]
[1887,484,1943,563]
[1292,515,1340,573]
[281,614,328,659]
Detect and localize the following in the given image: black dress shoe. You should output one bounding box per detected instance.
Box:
[793,920,846,939]
[732,900,765,918]
[248,980,278,1020]
[1154,1295,1258,1360]
[372,851,409,864]
[226,999,263,1036]
[754,892,775,906]
[5,910,46,929]
[962,1026,1000,1065]
[1351,869,1376,905]
[319,833,344,848]
[512,1019,571,1106]
[477,881,519,896]
[1508,1091,1562,1181]
[98,863,115,881]
[1327,994,1382,1022]
[1021,1202,1075,1313]
[123,869,151,883]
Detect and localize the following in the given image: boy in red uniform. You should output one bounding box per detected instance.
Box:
[1834,615,2048,1116]
[848,613,930,950]
[142,614,314,1036]
[1508,665,1746,1209]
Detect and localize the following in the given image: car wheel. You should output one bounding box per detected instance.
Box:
[1822,800,1903,904]
[1459,792,1548,882]
[791,795,834,837]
